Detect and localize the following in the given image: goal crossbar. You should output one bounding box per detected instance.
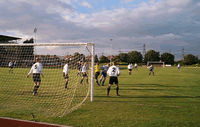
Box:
[147,61,165,68]
[0,43,94,46]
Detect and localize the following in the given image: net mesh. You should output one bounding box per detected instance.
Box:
[147,61,165,68]
[0,44,91,117]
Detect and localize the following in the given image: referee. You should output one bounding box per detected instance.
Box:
[26,58,44,96]
[107,61,121,97]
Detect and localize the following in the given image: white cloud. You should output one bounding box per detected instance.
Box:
[168,8,182,13]
[57,0,71,4]
[149,0,155,4]
[165,0,191,7]
[120,0,134,4]
[0,0,199,58]
[81,0,93,8]
[46,3,72,14]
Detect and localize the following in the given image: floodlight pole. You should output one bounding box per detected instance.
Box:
[34,28,38,60]
[110,39,113,64]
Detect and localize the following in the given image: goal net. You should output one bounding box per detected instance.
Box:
[0,43,94,118]
[147,61,165,68]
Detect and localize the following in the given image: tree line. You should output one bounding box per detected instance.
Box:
[95,50,199,65]
[1,38,199,66]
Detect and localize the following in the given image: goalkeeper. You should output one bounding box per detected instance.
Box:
[26,58,44,96]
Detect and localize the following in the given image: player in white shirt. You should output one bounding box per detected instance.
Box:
[99,63,110,86]
[26,58,44,95]
[177,64,180,71]
[127,63,133,75]
[63,62,69,89]
[8,61,13,73]
[149,64,155,76]
[134,63,138,71]
[107,61,121,97]
[80,62,89,84]
[77,61,82,77]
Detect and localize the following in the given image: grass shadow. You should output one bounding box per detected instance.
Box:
[94,95,200,99]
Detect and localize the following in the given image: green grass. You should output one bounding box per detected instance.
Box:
[1,66,200,127]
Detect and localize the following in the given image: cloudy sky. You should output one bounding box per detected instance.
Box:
[0,0,200,61]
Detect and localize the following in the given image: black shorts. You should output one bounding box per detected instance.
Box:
[82,72,88,77]
[95,72,100,79]
[63,73,69,79]
[129,69,132,71]
[109,77,118,85]
[33,73,41,82]
[10,66,13,69]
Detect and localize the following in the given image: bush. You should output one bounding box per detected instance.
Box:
[137,63,146,66]
[116,62,128,65]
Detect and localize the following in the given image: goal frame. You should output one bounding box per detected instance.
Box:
[0,43,95,102]
[147,61,165,68]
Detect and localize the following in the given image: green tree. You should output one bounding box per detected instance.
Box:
[127,51,143,63]
[99,55,109,63]
[144,50,160,63]
[160,52,174,64]
[118,53,128,62]
[113,55,120,62]
[184,54,197,65]
[94,55,99,62]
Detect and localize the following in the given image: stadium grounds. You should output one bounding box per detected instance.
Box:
[0,65,200,127]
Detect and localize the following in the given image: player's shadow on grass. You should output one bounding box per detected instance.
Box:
[122,83,169,87]
[122,83,200,87]
[119,88,165,90]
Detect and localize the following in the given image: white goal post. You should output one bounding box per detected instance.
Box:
[147,61,165,68]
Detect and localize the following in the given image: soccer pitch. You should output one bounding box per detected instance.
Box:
[1,66,200,127]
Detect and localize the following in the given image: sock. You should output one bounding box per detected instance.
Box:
[100,78,102,83]
[102,80,105,86]
[96,80,99,85]
[80,79,83,83]
[33,86,37,92]
[153,72,154,75]
[36,85,40,92]
[116,86,119,95]
[86,79,88,83]
[107,87,110,95]
[65,81,68,88]
[149,72,151,75]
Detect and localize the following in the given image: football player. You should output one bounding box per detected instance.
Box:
[99,63,110,86]
[80,63,89,84]
[127,63,133,75]
[63,61,69,89]
[107,61,121,97]
[26,58,44,95]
